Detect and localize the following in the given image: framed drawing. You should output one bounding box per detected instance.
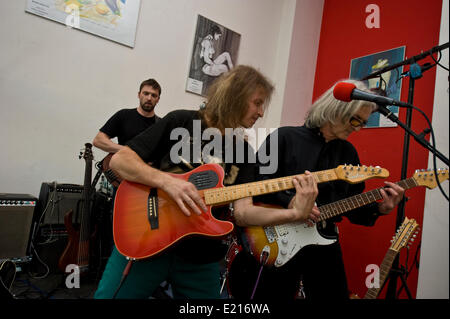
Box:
[186,15,241,96]
[349,46,406,128]
[25,0,141,48]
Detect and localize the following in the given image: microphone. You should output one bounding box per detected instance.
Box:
[333,82,412,108]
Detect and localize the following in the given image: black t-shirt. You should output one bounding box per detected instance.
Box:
[256,125,379,227]
[234,125,381,299]
[100,108,159,145]
[127,109,256,264]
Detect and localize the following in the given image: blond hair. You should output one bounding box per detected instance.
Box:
[200,65,274,131]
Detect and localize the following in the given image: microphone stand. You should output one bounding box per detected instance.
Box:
[360,43,449,299]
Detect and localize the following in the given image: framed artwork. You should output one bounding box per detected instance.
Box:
[349,46,406,128]
[25,0,141,47]
[186,15,241,96]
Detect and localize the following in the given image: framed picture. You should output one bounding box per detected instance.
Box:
[25,0,141,48]
[186,15,241,96]
[349,46,406,128]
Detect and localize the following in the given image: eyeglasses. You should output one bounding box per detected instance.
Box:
[349,116,368,128]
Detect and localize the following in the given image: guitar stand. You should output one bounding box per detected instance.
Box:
[381,265,413,300]
[392,266,413,299]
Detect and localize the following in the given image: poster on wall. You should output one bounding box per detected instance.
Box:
[186,15,240,96]
[349,46,406,128]
[25,0,141,48]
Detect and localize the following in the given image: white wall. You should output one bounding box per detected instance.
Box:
[280,0,324,127]
[0,0,296,197]
[417,0,449,299]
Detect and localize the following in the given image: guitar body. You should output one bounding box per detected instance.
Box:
[113,163,234,260]
[242,204,336,267]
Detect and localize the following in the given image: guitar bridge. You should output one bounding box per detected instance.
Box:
[147,188,159,230]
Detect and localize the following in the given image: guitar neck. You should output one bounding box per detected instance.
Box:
[80,148,93,242]
[204,169,338,206]
[317,177,418,222]
[364,249,397,299]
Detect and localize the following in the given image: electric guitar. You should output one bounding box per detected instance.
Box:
[243,168,448,267]
[113,163,388,260]
[363,217,419,299]
[58,143,94,274]
[100,153,121,187]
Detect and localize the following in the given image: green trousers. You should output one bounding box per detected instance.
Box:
[94,247,221,299]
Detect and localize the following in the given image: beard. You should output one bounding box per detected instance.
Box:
[141,102,155,113]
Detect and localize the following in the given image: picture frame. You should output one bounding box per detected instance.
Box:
[186,15,241,96]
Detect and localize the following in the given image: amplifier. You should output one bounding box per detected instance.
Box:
[0,193,37,262]
[35,182,84,225]
[30,183,84,274]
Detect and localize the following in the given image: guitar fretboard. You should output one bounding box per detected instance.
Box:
[204,169,338,206]
[364,249,397,299]
[317,177,418,222]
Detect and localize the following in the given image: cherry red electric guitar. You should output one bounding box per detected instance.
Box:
[113,163,389,260]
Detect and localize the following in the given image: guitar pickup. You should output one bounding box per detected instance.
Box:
[147,188,159,230]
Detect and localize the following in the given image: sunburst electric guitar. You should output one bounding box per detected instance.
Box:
[113,163,388,259]
[243,168,448,267]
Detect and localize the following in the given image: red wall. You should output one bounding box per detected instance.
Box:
[313,0,443,298]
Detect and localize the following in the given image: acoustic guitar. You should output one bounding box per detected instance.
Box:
[363,217,420,299]
[113,163,389,260]
[242,168,447,267]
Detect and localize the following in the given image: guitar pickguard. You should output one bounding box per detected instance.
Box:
[268,223,337,267]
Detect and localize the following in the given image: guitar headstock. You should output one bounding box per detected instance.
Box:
[412,168,449,189]
[390,217,420,252]
[80,143,93,162]
[335,164,389,184]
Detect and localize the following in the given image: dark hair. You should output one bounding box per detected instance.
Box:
[209,25,222,36]
[139,78,162,96]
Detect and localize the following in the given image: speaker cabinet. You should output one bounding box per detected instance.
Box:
[0,194,37,262]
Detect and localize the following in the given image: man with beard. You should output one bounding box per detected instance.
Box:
[93,78,162,153]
